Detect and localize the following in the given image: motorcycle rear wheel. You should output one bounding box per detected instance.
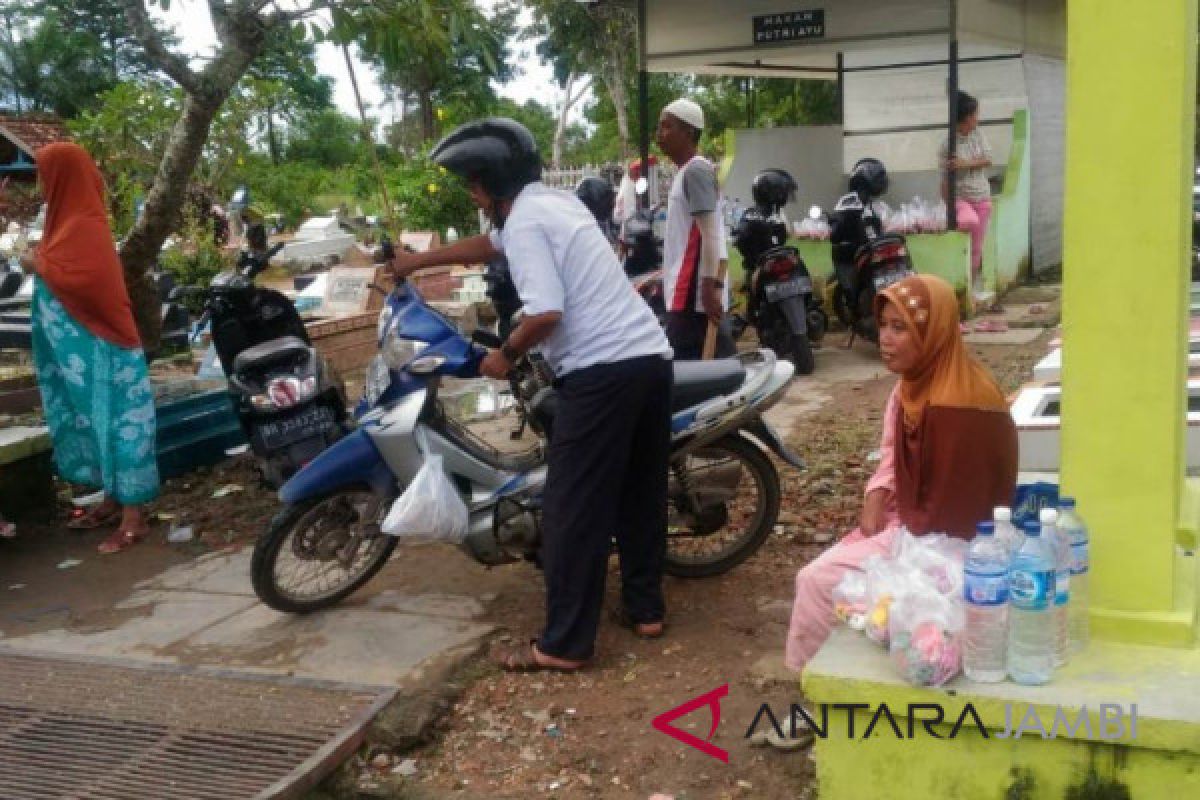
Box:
[251,486,397,613]
[664,434,781,578]
[855,286,879,344]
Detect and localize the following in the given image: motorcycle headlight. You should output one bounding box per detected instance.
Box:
[364,355,391,406]
[382,328,427,370]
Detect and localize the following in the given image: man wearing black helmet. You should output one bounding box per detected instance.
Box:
[389,118,673,672]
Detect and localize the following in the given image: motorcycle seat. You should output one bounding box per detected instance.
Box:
[672,359,746,412]
[232,335,311,374]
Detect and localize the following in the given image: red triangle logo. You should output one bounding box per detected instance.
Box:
[651,684,730,763]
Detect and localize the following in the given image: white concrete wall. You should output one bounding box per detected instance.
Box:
[722,126,845,219]
[1024,54,1066,270]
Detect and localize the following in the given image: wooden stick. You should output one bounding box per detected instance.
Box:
[701,259,730,360]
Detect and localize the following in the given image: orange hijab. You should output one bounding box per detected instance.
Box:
[875,274,1017,537]
[35,143,140,348]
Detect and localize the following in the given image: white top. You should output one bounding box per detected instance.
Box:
[662,155,729,313]
[489,182,671,376]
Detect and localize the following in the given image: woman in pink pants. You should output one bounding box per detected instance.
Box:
[785,274,1018,672]
[940,91,994,298]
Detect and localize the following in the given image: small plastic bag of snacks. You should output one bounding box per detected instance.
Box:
[887,588,965,686]
[832,571,869,630]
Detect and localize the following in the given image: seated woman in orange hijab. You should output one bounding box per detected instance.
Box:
[785,273,1017,671]
[20,143,159,554]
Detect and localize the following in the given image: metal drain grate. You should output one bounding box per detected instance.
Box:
[0,649,397,799]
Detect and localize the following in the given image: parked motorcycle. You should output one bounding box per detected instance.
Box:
[188,228,348,487]
[827,158,915,344]
[731,168,826,375]
[250,278,803,613]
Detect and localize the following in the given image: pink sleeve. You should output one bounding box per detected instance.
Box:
[865,387,900,497]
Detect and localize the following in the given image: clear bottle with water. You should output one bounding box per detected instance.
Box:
[964,521,1009,682]
[993,506,1024,558]
[1008,520,1057,685]
[1042,508,1071,667]
[1057,497,1090,653]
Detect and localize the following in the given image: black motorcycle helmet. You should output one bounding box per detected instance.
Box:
[750,168,797,213]
[848,158,889,200]
[574,176,616,226]
[430,117,543,205]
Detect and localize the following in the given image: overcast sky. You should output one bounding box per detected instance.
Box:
[156,0,574,128]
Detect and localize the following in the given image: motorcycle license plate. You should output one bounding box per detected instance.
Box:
[764,275,812,301]
[873,269,911,292]
[255,404,336,451]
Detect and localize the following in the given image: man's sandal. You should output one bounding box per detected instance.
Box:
[97,526,148,555]
[494,640,587,673]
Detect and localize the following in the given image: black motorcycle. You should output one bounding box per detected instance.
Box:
[186,232,348,487]
[828,158,914,344]
[732,169,826,375]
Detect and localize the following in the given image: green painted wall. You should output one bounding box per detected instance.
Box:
[983,109,1033,292]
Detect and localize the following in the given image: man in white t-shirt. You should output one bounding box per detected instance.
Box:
[389,118,673,672]
[655,98,735,360]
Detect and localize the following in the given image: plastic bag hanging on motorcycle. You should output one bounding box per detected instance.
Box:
[382,451,469,542]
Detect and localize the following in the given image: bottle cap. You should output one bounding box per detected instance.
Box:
[976,521,995,535]
[1039,508,1059,525]
[993,506,1012,522]
[1058,497,1076,510]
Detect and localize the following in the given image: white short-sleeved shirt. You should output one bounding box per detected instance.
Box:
[662,156,729,313]
[488,182,671,376]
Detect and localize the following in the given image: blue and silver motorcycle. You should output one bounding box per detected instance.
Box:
[251,280,803,613]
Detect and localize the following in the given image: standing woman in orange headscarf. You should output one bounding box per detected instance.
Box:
[784,274,1017,672]
[20,143,159,553]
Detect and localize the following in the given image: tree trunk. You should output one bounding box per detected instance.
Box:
[417,89,436,142]
[265,103,280,165]
[553,72,589,168]
[601,67,631,160]
[118,91,226,352]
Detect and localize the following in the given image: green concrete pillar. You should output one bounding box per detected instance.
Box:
[1060,0,1197,645]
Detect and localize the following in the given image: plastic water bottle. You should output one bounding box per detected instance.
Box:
[1042,508,1071,667]
[1008,520,1056,685]
[1058,497,1090,653]
[963,522,1009,682]
[993,506,1024,558]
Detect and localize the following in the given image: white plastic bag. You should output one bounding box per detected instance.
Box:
[382,453,469,542]
[887,587,965,686]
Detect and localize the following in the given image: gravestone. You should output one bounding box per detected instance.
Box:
[321,266,388,316]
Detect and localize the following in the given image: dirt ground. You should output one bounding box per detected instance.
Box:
[0,326,1050,800]
[325,332,1051,800]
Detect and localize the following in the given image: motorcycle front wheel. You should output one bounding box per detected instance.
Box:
[664,434,781,578]
[251,486,397,613]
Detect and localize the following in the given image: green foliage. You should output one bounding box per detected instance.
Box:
[284,109,365,168]
[386,158,477,237]
[157,213,230,293]
[238,155,347,228]
[0,11,117,116]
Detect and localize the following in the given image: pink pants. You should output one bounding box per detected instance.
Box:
[955,198,992,279]
[784,523,900,672]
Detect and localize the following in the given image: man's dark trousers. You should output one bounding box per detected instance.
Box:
[664,311,736,360]
[537,354,673,662]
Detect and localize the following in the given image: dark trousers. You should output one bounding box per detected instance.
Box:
[664,311,736,360]
[538,355,673,661]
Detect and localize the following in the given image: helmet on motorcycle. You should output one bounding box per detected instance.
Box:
[430,117,543,201]
[848,158,889,200]
[750,168,797,212]
[575,176,616,226]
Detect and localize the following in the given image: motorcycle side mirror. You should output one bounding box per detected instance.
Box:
[634,177,649,195]
[808,205,822,220]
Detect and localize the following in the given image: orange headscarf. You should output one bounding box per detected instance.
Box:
[35,142,140,348]
[875,274,1008,428]
[874,274,1017,538]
